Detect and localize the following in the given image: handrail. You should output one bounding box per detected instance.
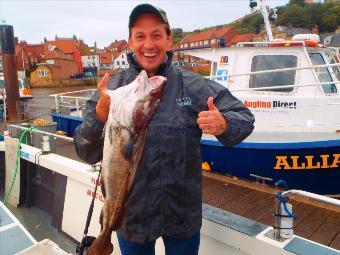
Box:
[9,124,74,142]
[205,63,340,79]
[49,89,96,97]
[230,81,340,92]
[282,189,340,208]
[236,40,306,47]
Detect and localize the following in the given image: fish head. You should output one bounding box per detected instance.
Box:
[132,70,166,130]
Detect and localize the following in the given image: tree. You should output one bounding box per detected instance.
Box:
[275,4,312,28]
[288,0,304,6]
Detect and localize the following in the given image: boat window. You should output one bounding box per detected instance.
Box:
[250,55,297,92]
[324,53,340,81]
[0,79,3,89]
[308,53,337,94]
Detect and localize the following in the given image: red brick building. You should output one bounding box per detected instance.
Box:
[43,36,83,72]
[30,47,78,85]
[179,27,237,50]
[105,40,129,53]
[228,33,254,47]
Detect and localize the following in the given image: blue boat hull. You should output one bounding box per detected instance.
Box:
[201,139,340,195]
[52,113,340,195]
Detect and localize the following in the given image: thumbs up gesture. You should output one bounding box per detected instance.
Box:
[96,73,111,123]
[197,97,227,135]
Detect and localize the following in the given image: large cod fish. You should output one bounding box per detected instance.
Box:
[87,70,166,255]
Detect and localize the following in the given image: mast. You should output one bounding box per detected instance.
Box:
[250,0,276,42]
[259,0,273,42]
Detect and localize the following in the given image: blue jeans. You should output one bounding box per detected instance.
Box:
[117,232,200,255]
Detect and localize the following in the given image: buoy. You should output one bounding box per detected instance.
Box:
[202,162,211,171]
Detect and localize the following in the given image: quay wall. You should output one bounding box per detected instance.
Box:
[30,78,99,88]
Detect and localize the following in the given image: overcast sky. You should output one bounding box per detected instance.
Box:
[1,0,288,48]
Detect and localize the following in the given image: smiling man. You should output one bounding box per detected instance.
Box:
[74,3,255,255]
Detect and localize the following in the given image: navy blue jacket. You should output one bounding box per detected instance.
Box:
[74,52,255,243]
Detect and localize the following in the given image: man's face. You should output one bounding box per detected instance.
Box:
[129,14,172,76]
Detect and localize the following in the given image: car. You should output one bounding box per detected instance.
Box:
[70,73,86,79]
[173,61,185,67]
[84,72,94,78]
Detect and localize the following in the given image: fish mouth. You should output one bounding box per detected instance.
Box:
[149,77,166,99]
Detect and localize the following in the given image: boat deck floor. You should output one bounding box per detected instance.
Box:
[202,171,340,250]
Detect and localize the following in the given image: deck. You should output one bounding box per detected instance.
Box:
[202,171,340,250]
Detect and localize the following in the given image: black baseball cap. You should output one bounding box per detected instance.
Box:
[129,4,169,28]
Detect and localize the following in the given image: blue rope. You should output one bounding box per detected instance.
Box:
[275,179,288,190]
[276,192,297,220]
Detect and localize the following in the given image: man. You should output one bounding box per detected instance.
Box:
[74,4,255,255]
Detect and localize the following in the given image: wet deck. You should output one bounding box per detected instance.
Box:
[202,171,340,250]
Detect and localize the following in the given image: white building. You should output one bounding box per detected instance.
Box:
[81,55,100,68]
[113,52,129,69]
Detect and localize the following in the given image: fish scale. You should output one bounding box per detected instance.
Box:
[86,70,166,255]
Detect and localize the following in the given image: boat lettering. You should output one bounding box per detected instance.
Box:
[274,154,340,170]
[86,189,104,202]
[20,151,30,160]
[90,177,101,186]
[244,100,296,109]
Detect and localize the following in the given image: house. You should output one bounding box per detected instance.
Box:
[105,40,128,53]
[99,52,114,69]
[30,47,78,86]
[228,33,254,47]
[179,27,237,50]
[113,51,129,69]
[177,27,237,64]
[43,35,83,72]
[11,38,44,78]
[82,55,100,69]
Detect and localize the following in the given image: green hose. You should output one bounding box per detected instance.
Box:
[3,127,38,203]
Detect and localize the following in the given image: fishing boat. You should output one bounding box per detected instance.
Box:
[184,40,340,196]
[49,38,340,195]
[49,0,340,195]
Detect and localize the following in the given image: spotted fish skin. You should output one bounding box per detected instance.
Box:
[87,70,166,255]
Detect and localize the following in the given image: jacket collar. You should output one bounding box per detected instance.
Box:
[127,51,173,76]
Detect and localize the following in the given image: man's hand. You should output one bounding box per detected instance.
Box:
[197,97,227,135]
[96,73,110,123]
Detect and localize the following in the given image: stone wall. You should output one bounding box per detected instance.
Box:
[30,77,99,88]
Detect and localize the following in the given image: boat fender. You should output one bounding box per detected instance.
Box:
[202,162,211,171]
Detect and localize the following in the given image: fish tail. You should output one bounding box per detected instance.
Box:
[86,231,113,255]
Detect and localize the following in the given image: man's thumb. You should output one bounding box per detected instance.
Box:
[207,97,217,111]
[98,73,110,96]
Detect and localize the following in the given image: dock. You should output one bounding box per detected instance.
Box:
[203,171,340,250]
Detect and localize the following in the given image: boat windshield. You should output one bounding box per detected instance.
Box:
[249,55,297,92]
[324,52,340,81]
[308,53,337,94]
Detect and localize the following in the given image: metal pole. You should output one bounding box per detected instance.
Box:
[0,24,20,122]
[259,0,273,42]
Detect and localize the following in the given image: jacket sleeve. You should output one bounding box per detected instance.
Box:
[206,79,255,147]
[73,91,105,164]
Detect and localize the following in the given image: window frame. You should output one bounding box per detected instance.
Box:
[248,53,300,95]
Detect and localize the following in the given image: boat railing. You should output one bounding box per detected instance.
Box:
[9,124,74,142]
[49,89,96,117]
[203,62,340,93]
[273,189,340,241]
[236,40,306,47]
[49,63,340,118]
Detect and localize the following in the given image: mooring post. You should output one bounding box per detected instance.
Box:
[0,23,20,122]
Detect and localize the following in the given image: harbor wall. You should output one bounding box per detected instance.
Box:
[29,78,99,88]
